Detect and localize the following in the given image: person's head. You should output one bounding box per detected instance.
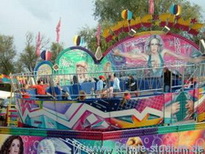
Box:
[73,75,79,84]
[163,67,169,72]
[145,35,163,54]
[99,75,105,81]
[0,136,24,154]
[129,75,134,79]
[78,90,86,101]
[190,77,196,83]
[108,75,112,80]
[37,80,44,85]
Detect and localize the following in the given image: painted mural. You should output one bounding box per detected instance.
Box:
[103,129,205,153]
[52,32,204,83]
[106,32,204,77]
[34,61,53,76]
[15,86,205,130]
[2,3,205,153]
[55,47,111,84]
[0,129,205,154]
[34,61,53,83]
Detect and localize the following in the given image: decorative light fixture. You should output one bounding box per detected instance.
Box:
[199,39,205,53]
[95,46,103,60]
[162,26,170,34]
[128,29,137,36]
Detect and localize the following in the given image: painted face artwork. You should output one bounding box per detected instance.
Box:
[76,64,87,81]
[104,62,111,71]
[77,65,86,75]
[150,38,160,54]
[9,139,20,154]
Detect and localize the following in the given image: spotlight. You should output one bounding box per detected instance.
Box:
[128,29,136,36]
[162,26,170,34]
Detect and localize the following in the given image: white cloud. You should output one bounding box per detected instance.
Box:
[19,0,53,21]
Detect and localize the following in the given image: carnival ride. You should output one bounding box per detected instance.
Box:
[1,4,205,154]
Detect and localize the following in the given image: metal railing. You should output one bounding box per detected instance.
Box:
[10,63,205,100]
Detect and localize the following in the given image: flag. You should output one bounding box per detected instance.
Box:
[95,24,102,60]
[36,32,41,56]
[149,0,154,15]
[96,24,101,46]
[56,18,61,43]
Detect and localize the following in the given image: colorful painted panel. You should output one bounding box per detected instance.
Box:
[164,90,198,124]
[0,135,99,154]
[55,47,111,84]
[16,86,205,131]
[16,94,165,130]
[0,129,205,153]
[109,95,165,129]
[34,61,53,76]
[196,87,205,122]
[0,74,11,83]
[52,32,204,89]
[103,129,205,153]
[106,32,204,77]
[34,61,53,83]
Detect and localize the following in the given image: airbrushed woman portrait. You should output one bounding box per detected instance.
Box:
[0,135,24,154]
[76,61,88,83]
[113,35,205,76]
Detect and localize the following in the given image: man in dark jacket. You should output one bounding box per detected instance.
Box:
[163,67,172,92]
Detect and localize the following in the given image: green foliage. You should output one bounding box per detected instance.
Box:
[19,32,39,72]
[94,0,203,22]
[79,26,97,53]
[0,35,16,75]
[50,42,64,63]
[18,32,53,72]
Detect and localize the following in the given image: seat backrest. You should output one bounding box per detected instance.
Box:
[26,89,37,99]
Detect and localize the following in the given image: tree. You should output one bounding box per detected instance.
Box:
[50,42,64,63]
[0,34,16,75]
[94,0,203,22]
[79,26,99,54]
[13,60,24,74]
[19,33,39,72]
[19,32,49,72]
[79,0,204,53]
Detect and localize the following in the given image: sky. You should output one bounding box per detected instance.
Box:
[0,0,204,54]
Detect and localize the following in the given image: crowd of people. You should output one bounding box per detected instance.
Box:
[19,79,71,100]
[18,72,140,101]
[18,65,200,103]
